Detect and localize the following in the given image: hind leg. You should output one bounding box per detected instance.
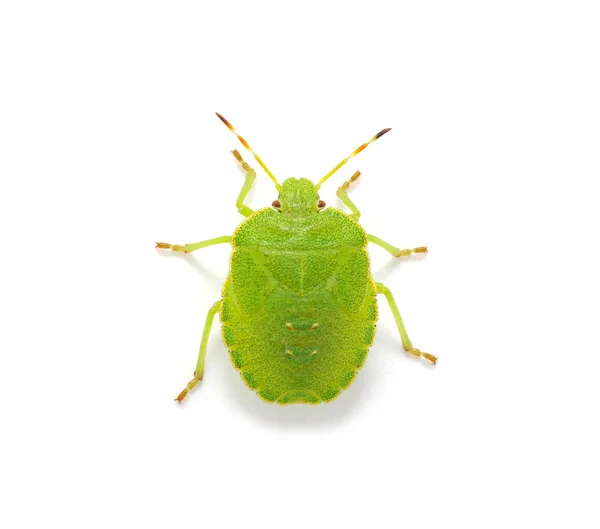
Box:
[176,300,222,402]
[375,282,437,364]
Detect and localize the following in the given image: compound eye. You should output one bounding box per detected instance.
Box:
[272,200,281,208]
[318,200,326,208]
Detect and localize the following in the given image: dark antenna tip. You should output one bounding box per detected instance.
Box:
[374,128,392,140]
[215,112,228,125]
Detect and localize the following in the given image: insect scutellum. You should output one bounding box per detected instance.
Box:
[215,112,391,216]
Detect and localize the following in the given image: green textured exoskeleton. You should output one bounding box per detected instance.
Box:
[157,113,437,405]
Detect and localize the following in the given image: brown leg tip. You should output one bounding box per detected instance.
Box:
[424,353,437,365]
[158,243,187,252]
[175,377,201,403]
[414,247,428,253]
[406,347,437,365]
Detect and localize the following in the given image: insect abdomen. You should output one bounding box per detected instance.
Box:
[221,246,377,404]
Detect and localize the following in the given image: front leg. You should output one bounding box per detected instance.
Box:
[232,149,257,217]
[176,300,222,403]
[337,170,362,219]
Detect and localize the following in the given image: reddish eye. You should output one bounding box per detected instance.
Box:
[318,200,326,208]
[272,200,281,208]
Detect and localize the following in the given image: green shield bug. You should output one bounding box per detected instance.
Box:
[157,113,437,405]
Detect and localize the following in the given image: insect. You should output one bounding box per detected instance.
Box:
[156,113,437,405]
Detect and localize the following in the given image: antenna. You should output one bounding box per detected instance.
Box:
[316,127,391,189]
[215,113,280,190]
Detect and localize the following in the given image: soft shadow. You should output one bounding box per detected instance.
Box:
[371,252,428,283]
[224,365,377,430]
[211,336,381,430]
[156,248,223,285]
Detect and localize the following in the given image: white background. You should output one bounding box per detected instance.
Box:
[1,1,599,528]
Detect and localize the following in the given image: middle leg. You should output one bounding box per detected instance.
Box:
[176,300,222,403]
[368,234,427,258]
[376,282,437,364]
